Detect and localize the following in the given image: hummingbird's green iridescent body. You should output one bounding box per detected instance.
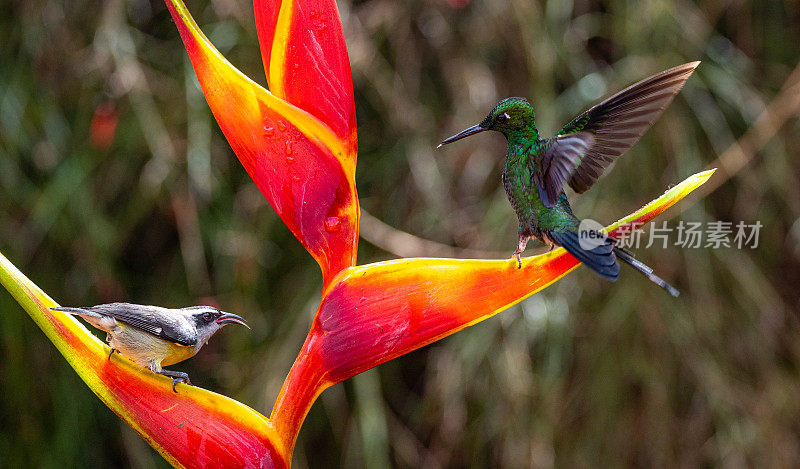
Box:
[488,98,585,254]
[501,129,580,237]
[440,62,702,296]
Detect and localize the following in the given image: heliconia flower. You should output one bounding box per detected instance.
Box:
[1,0,715,466]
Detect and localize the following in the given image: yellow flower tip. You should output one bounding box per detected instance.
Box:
[698,167,717,181]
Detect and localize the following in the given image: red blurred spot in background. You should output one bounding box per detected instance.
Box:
[90,102,119,151]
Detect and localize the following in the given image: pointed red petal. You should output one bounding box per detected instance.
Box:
[270,171,715,448]
[318,171,715,381]
[0,251,289,467]
[254,0,357,155]
[165,0,358,286]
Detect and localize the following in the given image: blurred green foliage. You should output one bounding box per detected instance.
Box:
[1,0,799,467]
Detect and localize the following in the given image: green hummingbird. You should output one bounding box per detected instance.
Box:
[439,62,700,297]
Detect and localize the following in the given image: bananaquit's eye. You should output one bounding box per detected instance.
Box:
[202,312,213,321]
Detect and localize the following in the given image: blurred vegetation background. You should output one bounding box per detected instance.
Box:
[1,0,799,466]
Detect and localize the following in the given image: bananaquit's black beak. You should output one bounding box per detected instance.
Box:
[437,124,486,148]
[216,312,250,329]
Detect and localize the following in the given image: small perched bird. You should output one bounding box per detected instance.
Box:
[51,303,249,391]
[439,62,700,296]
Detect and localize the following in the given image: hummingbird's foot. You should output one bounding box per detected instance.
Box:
[157,370,192,393]
[514,232,531,269]
[107,348,118,360]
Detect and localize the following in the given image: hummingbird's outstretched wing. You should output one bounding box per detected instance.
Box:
[537,61,699,206]
[52,303,198,346]
[535,132,594,207]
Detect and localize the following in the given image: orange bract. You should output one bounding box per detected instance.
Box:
[307,170,715,387]
[165,0,358,288]
[0,251,289,468]
[271,171,714,453]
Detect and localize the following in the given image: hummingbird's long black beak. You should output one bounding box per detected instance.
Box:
[437,124,485,148]
[216,312,250,329]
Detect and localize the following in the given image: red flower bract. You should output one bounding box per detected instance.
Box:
[0,0,715,467]
[254,0,357,150]
[0,251,289,468]
[165,0,358,289]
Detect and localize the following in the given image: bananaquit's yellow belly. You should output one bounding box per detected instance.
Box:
[160,341,196,367]
[107,323,196,370]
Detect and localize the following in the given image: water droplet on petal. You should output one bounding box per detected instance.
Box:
[291,174,301,182]
[285,141,293,155]
[277,120,287,131]
[285,155,295,164]
[263,125,274,136]
[310,11,326,30]
[324,216,341,232]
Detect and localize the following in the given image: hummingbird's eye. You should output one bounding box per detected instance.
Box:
[202,312,213,321]
[495,113,509,124]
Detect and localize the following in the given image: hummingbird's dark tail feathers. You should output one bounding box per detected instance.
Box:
[549,230,680,297]
[612,247,680,297]
[549,230,620,281]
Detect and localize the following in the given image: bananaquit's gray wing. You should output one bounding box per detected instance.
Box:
[52,303,198,346]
